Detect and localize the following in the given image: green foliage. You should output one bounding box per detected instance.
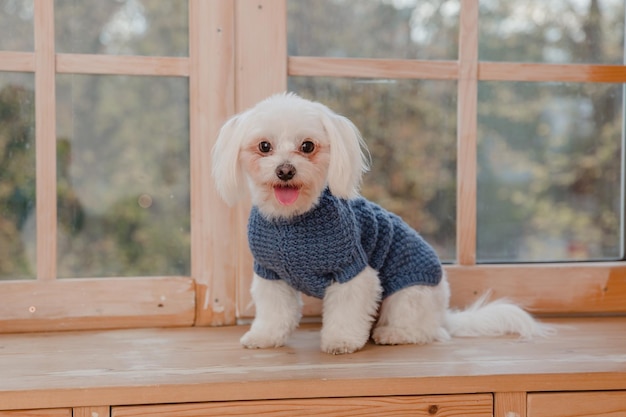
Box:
[289,77,457,259]
[0,79,35,279]
[1,0,624,282]
[55,74,190,278]
[288,0,460,259]
[289,0,624,262]
[1,1,190,280]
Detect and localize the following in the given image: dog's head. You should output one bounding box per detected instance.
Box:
[212,93,369,219]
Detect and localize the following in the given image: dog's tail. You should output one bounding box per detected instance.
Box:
[444,292,554,339]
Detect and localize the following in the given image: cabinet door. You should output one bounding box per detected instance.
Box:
[113,394,493,416]
[528,391,626,417]
[0,410,71,417]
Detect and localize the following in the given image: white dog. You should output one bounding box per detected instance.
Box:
[212,92,550,354]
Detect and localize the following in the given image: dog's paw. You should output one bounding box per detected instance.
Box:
[320,323,371,354]
[372,325,450,345]
[240,330,287,349]
[320,332,368,354]
[372,326,412,345]
[321,339,365,355]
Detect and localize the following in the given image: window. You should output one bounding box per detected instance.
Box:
[1,0,624,334]
[0,0,242,331]
[288,0,624,263]
[285,0,626,316]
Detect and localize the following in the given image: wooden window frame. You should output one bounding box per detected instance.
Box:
[0,0,242,332]
[0,0,624,334]
[283,0,626,318]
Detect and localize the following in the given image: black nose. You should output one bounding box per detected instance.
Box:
[275,163,296,181]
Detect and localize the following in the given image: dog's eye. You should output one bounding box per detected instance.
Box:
[300,140,315,154]
[258,141,272,153]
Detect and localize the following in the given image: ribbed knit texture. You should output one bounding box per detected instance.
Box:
[248,189,442,299]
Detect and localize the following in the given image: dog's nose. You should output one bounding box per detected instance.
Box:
[275,163,296,181]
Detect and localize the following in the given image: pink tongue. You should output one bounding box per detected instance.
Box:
[274,186,300,205]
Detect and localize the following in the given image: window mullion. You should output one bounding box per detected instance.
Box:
[189,0,237,326]
[34,0,57,281]
[233,0,287,320]
[457,0,479,266]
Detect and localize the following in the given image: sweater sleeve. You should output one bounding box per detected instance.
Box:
[330,244,368,285]
[253,260,281,281]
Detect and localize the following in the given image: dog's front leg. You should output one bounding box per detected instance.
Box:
[240,274,303,349]
[321,267,382,354]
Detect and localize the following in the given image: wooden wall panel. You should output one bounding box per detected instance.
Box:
[495,392,526,417]
[0,410,70,417]
[528,391,626,417]
[112,395,492,417]
[73,407,110,417]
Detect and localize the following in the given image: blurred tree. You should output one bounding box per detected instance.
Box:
[2,0,623,281]
[288,0,624,262]
[53,0,191,278]
[477,0,623,261]
[55,0,188,56]
[0,1,192,280]
[0,82,35,279]
[0,0,34,51]
[55,73,190,278]
[289,0,460,260]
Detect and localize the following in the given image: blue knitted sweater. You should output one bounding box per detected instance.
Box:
[248,189,442,299]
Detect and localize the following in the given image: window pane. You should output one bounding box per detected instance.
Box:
[288,0,459,60]
[0,73,36,280]
[479,0,625,64]
[56,74,190,277]
[0,0,34,51]
[289,77,457,261]
[55,0,188,56]
[477,81,623,262]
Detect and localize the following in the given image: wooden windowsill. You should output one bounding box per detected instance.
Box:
[1,317,625,411]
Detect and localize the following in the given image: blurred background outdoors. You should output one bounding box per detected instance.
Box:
[0,0,190,279]
[288,0,625,262]
[0,0,624,281]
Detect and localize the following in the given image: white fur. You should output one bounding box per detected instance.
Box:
[373,274,452,345]
[240,274,302,349]
[321,267,382,354]
[444,290,554,339]
[213,92,552,354]
[212,92,369,217]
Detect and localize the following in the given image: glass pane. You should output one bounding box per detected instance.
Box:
[477,81,623,262]
[479,0,625,64]
[288,0,459,60]
[289,77,457,261]
[0,0,34,51]
[56,74,190,277]
[55,0,188,56]
[0,72,36,280]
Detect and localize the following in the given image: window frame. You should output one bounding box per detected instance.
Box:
[0,0,243,332]
[279,0,626,318]
[0,0,624,334]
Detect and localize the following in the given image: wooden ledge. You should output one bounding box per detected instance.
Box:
[1,317,625,410]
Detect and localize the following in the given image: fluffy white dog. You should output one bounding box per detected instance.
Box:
[212,92,550,354]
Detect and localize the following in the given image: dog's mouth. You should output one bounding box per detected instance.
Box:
[274,185,300,206]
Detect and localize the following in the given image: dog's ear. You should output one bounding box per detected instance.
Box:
[317,104,370,199]
[211,113,247,206]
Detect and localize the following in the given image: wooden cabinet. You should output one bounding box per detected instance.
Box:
[527,391,626,417]
[0,411,71,417]
[112,395,493,417]
[1,318,625,417]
